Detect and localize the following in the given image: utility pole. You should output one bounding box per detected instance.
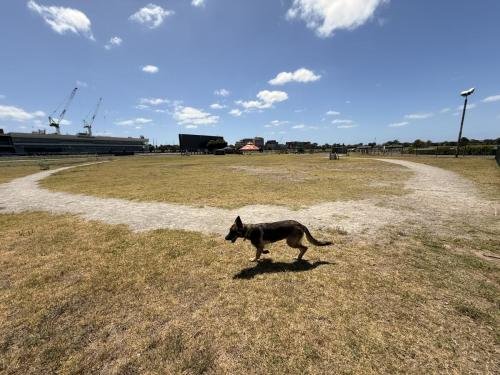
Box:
[456,88,475,158]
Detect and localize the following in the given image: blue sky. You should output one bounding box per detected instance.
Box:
[0,0,499,145]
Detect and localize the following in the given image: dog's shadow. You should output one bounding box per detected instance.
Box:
[233,259,334,280]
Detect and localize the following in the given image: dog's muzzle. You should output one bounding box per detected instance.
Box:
[225,234,237,243]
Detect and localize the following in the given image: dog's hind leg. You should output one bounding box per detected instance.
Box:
[287,236,308,260]
[296,245,308,260]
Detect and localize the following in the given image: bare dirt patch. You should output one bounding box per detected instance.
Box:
[228,165,310,181]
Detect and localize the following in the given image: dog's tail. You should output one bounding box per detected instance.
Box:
[303,225,332,246]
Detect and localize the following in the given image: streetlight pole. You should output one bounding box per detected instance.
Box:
[455,88,475,158]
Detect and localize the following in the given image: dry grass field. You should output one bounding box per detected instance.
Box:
[41,154,412,209]
[0,154,499,374]
[0,156,108,184]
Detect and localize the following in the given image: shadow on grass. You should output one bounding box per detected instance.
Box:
[233,259,334,279]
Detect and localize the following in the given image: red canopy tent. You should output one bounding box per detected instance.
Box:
[239,143,260,152]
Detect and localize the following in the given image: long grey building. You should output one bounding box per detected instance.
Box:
[0,130,149,156]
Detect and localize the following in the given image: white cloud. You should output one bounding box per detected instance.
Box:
[142,65,159,74]
[229,109,242,117]
[268,68,321,85]
[337,124,358,129]
[388,121,409,128]
[192,0,206,7]
[214,89,230,97]
[482,95,500,103]
[236,90,288,111]
[27,0,94,40]
[440,108,451,113]
[104,36,123,50]
[210,103,226,110]
[326,110,340,116]
[236,100,264,110]
[129,4,174,29]
[139,97,168,106]
[0,105,45,122]
[173,106,219,127]
[115,118,153,126]
[257,90,288,104]
[404,113,433,120]
[76,80,88,88]
[332,119,353,124]
[292,124,305,129]
[264,120,289,128]
[286,0,387,38]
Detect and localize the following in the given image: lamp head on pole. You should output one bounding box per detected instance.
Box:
[460,88,475,97]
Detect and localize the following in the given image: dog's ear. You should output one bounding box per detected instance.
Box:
[235,216,243,228]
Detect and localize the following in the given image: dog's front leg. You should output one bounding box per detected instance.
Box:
[250,247,263,262]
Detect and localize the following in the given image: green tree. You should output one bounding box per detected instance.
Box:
[413,139,425,148]
[206,139,228,152]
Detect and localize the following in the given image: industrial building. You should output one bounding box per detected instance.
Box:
[0,129,149,156]
[0,88,149,156]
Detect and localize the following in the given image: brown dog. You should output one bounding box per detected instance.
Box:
[225,216,332,261]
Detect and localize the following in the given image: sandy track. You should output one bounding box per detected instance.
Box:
[0,159,497,236]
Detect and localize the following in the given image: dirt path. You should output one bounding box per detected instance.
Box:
[0,159,497,236]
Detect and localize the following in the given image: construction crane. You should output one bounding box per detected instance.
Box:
[48,87,78,134]
[82,97,102,136]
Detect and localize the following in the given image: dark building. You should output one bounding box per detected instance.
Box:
[178,134,225,152]
[286,141,312,151]
[265,140,278,150]
[253,137,264,149]
[0,130,15,154]
[0,130,149,156]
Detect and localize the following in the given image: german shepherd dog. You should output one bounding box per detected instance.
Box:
[225,216,332,261]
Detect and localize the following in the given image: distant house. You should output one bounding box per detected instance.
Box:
[354,145,371,154]
[253,137,264,149]
[265,140,278,150]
